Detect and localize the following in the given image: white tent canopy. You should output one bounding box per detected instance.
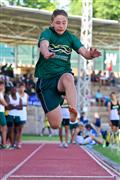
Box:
[0,5,120,48]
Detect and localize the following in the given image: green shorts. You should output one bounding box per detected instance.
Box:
[0,112,7,126]
[61,118,70,126]
[36,75,64,113]
[7,115,21,127]
[69,122,78,130]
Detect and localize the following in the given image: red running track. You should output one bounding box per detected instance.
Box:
[0,143,116,180]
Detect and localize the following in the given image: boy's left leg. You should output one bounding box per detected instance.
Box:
[46,105,62,129]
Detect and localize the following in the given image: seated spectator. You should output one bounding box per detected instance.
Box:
[93,113,101,126]
[103,95,111,106]
[100,72,109,86]
[109,72,116,86]
[95,89,104,106]
[95,70,102,83]
[106,126,120,148]
[76,123,103,145]
[91,70,97,83]
[93,112,101,133]
[79,112,89,125]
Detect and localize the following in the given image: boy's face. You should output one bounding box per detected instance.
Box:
[0,84,5,92]
[51,15,68,35]
[19,85,25,92]
[110,93,116,99]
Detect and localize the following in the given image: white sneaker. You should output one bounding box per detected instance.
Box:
[59,142,64,148]
[64,143,68,148]
[17,144,22,149]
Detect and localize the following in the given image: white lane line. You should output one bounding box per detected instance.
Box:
[10,175,114,179]
[81,146,115,178]
[1,143,45,180]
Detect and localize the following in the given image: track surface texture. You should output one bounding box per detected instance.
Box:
[0,143,118,180]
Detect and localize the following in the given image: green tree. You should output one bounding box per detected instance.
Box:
[68,0,82,16]
[69,0,120,20]
[8,0,57,11]
[93,0,120,20]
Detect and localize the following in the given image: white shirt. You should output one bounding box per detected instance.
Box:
[8,93,21,116]
[0,92,5,112]
[17,92,28,121]
[61,107,70,119]
[69,112,79,124]
[110,109,120,121]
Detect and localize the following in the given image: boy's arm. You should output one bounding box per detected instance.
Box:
[0,98,8,107]
[78,47,101,60]
[15,98,23,110]
[40,40,54,59]
[107,102,111,119]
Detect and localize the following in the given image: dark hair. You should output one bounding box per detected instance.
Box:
[110,91,116,97]
[85,124,92,129]
[0,80,4,85]
[18,83,25,87]
[51,9,68,21]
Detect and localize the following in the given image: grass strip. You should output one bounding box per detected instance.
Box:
[94,144,120,164]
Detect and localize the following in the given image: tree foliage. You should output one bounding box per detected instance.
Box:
[69,0,120,20]
[68,0,82,16]
[93,0,120,20]
[8,0,57,11]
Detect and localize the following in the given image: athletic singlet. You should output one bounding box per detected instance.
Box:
[0,92,5,112]
[8,93,20,116]
[17,92,28,121]
[110,101,120,120]
[61,107,70,119]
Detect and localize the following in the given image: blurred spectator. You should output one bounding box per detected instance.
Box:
[100,72,109,86]
[91,70,97,83]
[59,103,70,148]
[7,87,22,149]
[76,123,103,145]
[95,70,102,83]
[107,92,120,129]
[69,112,79,144]
[17,83,28,149]
[0,64,14,78]
[93,112,101,133]
[109,72,116,86]
[79,112,89,125]
[106,61,112,76]
[95,89,104,106]
[41,116,52,137]
[103,95,111,107]
[0,64,8,74]
[0,81,8,149]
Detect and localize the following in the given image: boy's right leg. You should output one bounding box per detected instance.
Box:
[57,73,78,122]
[46,105,62,129]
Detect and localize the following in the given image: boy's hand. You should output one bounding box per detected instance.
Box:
[78,47,101,60]
[89,48,101,58]
[44,51,55,59]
